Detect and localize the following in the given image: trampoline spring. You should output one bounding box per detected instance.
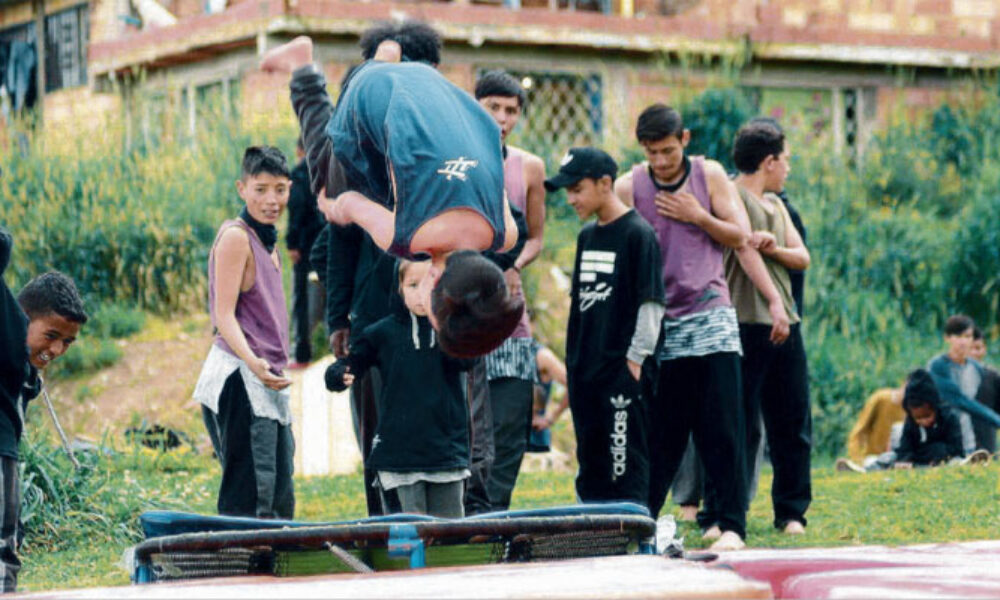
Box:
[324,542,374,573]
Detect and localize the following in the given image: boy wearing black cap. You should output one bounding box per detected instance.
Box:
[546,147,664,506]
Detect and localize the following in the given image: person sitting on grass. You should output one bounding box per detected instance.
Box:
[325,259,476,518]
[926,315,1000,455]
[1,228,87,592]
[841,369,989,472]
[260,35,523,358]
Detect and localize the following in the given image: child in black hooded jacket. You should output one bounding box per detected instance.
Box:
[326,259,474,517]
[894,368,965,468]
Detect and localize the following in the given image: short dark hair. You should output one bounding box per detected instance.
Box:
[431,251,524,358]
[474,70,526,108]
[241,146,291,180]
[635,103,684,143]
[732,120,785,174]
[17,271,88,324]
[360,20,442,66]
[944,314,975,336]
[973,326,984,341]
[903,368,939,413]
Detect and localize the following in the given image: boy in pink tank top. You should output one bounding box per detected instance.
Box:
[616,104,762,550]
[194,147,296,520]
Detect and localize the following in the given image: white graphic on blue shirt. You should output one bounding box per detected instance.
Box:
[437,157,479,181]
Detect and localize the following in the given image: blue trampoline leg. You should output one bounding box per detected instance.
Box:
[388,524,426,569]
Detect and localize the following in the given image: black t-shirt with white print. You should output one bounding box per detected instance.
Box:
[566,209,664,387]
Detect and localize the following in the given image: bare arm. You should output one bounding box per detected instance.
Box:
[322,190,395,251]
[614,172,635,207]
[513,154,547,271]
[730,195,790,344]
[757,198,810,271]
[536,347,570,425]
[213,228,291,390]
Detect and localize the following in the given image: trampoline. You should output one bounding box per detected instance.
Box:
[130,503,656,584]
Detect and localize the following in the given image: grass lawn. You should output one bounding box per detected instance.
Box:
[15,444,1000,593]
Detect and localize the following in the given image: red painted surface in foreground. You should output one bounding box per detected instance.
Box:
[714,541,1000,599]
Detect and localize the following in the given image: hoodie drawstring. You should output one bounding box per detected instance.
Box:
[410,313,420,349]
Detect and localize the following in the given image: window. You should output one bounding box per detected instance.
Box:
[0,3,89,94]
[44,4,89,91]
[498,70,603,163]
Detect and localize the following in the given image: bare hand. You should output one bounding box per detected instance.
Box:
[654,191,705,225]
[250,357,292,391]
[751,231,778,255]
[768,301,790,345]
[319,192,357,226]
[894,462,913,470]
[288,249,302,264]
[531,414,552,431]
[504,268,522,298]
[627,359,642,381]
[343,370,355,387]
[329,328,350,359]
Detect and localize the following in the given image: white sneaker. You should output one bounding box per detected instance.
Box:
[709,530,745,551]
[835,458,865,473]
[702,525,722,540]
[961,449,991,465]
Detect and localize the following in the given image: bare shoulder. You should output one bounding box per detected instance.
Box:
[216,224,250,252]
[511,146,545,173]
[701,158,730,182]
[614,169,635,203]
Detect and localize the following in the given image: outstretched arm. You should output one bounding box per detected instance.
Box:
[321,191,395,252]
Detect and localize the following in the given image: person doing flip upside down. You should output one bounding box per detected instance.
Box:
[261,36,523,358]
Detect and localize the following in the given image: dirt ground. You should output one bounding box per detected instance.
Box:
[42,313,214,446]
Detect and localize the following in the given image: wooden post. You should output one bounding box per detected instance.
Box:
[32,0,45,125]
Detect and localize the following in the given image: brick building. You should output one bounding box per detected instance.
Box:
[2,0,999,156]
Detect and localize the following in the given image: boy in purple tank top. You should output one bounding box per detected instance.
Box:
[616,104,764,550]
[194,147,296,520]
[474,71,548,510]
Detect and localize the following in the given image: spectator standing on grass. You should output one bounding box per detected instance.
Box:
[926,315,1000,455]
[615,104,752,551]
[475,70,548,510]
[727,119,812,535]
[193,146,296,520]
[324,259,474,517]
[285,137,325,369]
[548,147,664,509]
[0,228,87,592]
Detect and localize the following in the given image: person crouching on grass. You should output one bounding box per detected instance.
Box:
[545,147,665,510]
[1,228,87,592]
[325,259,475,518]
[193,146,296,520]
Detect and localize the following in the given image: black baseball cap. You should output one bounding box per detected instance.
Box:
[544,147,618,192]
